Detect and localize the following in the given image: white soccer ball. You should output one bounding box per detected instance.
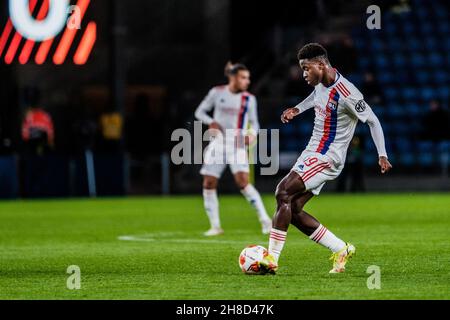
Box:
[238,245,269,274]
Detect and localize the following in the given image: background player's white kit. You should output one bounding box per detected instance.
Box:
[196,85,259,176]
[196,85,259,134]
[195,84,271,236]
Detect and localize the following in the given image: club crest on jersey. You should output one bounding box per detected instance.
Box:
[328,100,338,111]
[355,100,367,113]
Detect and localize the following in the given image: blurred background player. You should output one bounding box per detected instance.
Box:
[262,43,392,274]
[195,62,272,236]
[21,88,54,156]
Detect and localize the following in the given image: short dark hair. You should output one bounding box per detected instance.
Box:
[297,43,329,62]
[225,62,248,76]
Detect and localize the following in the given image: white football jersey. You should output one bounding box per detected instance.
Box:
[295,70,373,169]
[195,85,260,135]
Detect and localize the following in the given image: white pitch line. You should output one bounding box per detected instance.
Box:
[117,235,249,245]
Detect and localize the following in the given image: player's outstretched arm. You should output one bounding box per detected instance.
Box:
[366,110,392,174]
[281,91,315,123]
[281,107,300,123]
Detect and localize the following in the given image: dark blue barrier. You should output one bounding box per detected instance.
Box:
[22,154,70,198]
[21,153,126,198]
[72,153,126,197]
[94,154,127,196]
[0,155,19,199]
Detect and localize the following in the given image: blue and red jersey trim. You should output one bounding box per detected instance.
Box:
[316,88,340,155]
[237,94,250,129]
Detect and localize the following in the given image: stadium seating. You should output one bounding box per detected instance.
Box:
[349,0,450,168]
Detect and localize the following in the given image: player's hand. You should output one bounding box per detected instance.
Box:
[379,156,392,174]
[209,122,222,131]
[281,108,300,123]
[244,134,256,146]
[208,122,222,137]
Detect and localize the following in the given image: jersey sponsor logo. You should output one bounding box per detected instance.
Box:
[315,105,328,118]
[220,107,239,115]
[355,100,367,113]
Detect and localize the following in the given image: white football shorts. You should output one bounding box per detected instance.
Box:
[200,139,249,178]
[290,151,342,195]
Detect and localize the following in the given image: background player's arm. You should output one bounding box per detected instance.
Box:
[195,88,221,130]
[343,93,392,174]
[281,90,315,123]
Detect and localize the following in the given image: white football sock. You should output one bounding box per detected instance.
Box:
[309,224,346,253]
[203,189,221,229]
[240,184,271,223]
[269,228,287,263]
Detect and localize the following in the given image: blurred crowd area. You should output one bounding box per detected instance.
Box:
[0,0,449,197]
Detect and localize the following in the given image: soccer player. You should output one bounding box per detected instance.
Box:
[262,43,392,273]
[195,62,272,236]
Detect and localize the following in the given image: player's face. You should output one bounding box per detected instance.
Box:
[230,70,251,92]
[299,59,324,86]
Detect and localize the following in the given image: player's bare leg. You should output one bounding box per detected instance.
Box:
[290,188,355,273]
[264,173,356,273]
[202,175,223,236]
[290,192,319,235]
[266,171,306,264]
[234,172,272,234]
[273,171,307,229]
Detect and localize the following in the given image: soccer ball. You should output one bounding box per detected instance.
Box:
[238,245,269,274]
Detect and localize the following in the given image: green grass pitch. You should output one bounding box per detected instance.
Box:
[0,193,448,300]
